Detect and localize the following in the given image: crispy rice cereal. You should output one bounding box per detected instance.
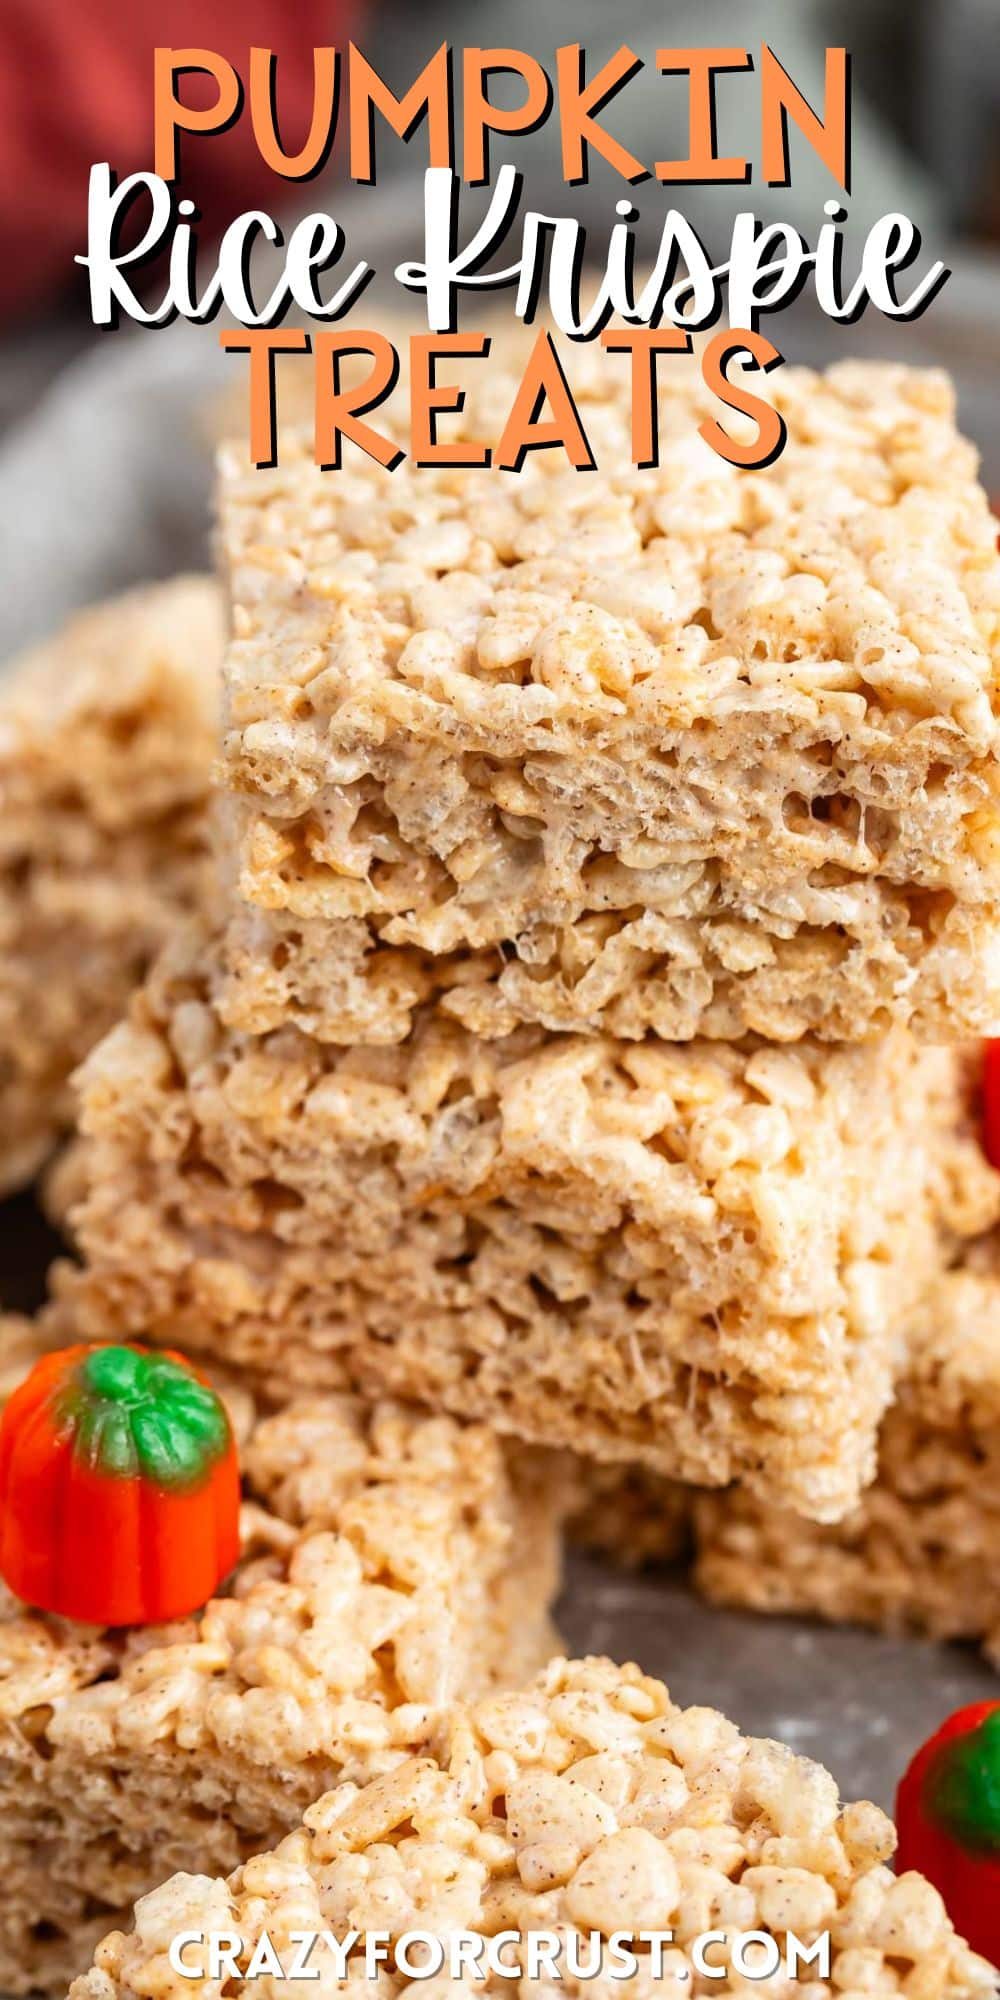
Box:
[0,578,221,1193]
[216,356,1000,1048]
[71,1655,996,2000]
[51,916,982,1526]
[693,1256,1000,1665]
[0,1335,562,1996]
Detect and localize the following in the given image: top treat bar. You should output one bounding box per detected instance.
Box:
[217,359,1000,1046]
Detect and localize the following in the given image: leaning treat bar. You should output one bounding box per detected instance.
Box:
[568,1045,1000,1580]
[53,915,977,1524]
[216,358,1000,1048]
[895,1701,1000,1971]
[68,1655,996,2000]
[0,578,221,1193]
[693,1253,1000,1664]
[0,1331,562,1996]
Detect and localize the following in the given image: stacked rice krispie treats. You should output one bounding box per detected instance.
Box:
[4,355,1000,1993]
[694,1248,1000,1662]
[54,356,1000,1530]
[0,1323,563,1995]
[0,578,221,1193]
[71,1656,997,2000]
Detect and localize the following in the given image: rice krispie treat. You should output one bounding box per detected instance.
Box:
[70,1654,996,2000]
[51,915,985,1527]
[567,1067,1000,1577]
[217,358,1000,1049]
[0,578,222,1194]
[693,1256,1000,1665]
[0,1339,562,1996]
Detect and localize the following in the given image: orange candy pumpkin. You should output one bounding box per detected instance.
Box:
[0,1344,240,1626]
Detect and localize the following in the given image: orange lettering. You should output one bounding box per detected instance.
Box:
[761,44,849,190]
[219,329,311,469]
[348,44,452,182]
[655,48,751,182]
[555,45,646,183]
[314,331,402,469]
[495,331,594,471]
[410,335,490,465]
[462,48,552,182]
[601,328,692,465]
[249,48,339,179]
[154,47,242,180]
[699,330,786,469]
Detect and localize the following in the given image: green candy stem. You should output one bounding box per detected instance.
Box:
[58,1347,231,1491]
[930,1710,1000,1855]
[82,1345,148,1403]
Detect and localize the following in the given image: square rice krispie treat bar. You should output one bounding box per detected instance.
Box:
[693,1254,1000,1666]
[216,358,1000,1049]
[52,916,984,1525]
[0,578,222,1194]
[0,1332,562,1996]
[70,1655,996,2000]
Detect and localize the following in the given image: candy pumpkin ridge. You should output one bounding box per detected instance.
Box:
[53,1344,233,1491]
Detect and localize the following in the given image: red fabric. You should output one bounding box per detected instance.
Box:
[0,2,352,319]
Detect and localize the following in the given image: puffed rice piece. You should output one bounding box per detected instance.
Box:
[69,1656,996,2000]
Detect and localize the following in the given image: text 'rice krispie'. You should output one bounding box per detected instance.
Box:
[0,578,222,1194]
[70,1654,996,2000]
[51,915,992,1526]
[217,357,1000,1049]
[0,1328,563,1996]
[693,1252,1000,1667]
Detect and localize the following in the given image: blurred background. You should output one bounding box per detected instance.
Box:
[0,0,998,656]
